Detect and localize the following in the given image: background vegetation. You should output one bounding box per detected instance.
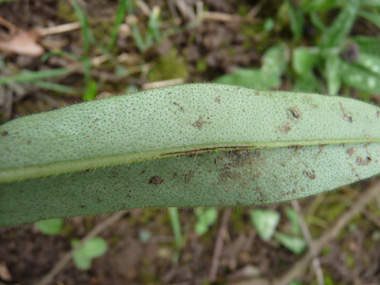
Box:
[0,0,380,284]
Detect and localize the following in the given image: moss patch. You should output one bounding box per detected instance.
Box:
[148,49,189,82]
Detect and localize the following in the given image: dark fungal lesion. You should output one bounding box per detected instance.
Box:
[356,156,372,166]
[288,107,301,119]
[338,101,353,123]
[160,146,253,157]
[149,176,164,185]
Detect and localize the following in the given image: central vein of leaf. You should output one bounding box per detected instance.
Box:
[1,138,379,183]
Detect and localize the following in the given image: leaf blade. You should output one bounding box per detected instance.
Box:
[1,84,380,226]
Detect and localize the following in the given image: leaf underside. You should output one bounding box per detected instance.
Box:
[1,84,380,226]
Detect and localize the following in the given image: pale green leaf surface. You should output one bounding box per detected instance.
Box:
[341,62,380,94]
[274,232,307,255]
[72,252,92,270]
[285,207,300,236]
[325,55,342,95]
[250,209,280,241]
[1,84,380,226]
[354,53,380,77]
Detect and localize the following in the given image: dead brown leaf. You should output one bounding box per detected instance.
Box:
[0,28,44,57]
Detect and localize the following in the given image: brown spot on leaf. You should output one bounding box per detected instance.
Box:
[377,110,380,118]
[279,122,292,133]
[288,107,301,119]
[218,170,242,183]
[339,101,353,123]
[215,97,221,103]
[192,115,209,130]
[303,169,316,180]
[149,176,164,185]
[217,150,264,184]
[184,170,195,184]
[356,156,372,166]
[1,130,8,136]
[346,147,355,157]
[173,102,185,112]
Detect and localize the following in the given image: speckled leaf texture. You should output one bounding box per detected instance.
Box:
[1,83,380,226]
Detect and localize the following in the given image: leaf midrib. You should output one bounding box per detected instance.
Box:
[1,137,379,183]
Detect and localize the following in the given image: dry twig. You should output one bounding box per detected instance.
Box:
[209,208,232,282]
[291,200,324,285]
[275,180,380,285]
[35,211,128,285]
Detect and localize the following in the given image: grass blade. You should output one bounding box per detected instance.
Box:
[325,55,342,95]
[321,0,360,48]
[107,0,128,52]
[359,10,380,30]
[285,0,303,42]
[0,68,73,85]
[32,81,79,95]
[70,0,93,56]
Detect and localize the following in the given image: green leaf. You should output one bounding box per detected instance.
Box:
[293,71,324,93]
[32,81,79,95]
[0,68,73,85]
[2,84,380,226]
[72,251,92,270]
[354,53,380,77]
[340,62,380,94]
[360,0,380,7]
[325,55,342,95]
[250,209,280,241]
[262,44,288,77]
[285,207,300,235]
[36,219,63,235]
[72,237,108,262]
[215,44,287,89]
[285,0,304,41]
[309,12,326,32]
[70,0,93,56]
[195,208,218,236]
[107,0,128,52]
[83,80,98,101]
[274,232,307,255]
[215,68,281,89]
[169,207,182,249]
[302,0,338,12]
[359,10,380,30]
[353,36,380,57]
[292,47,320,75]
[321,0,360,48]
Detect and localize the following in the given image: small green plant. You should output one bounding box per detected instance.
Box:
[36,218,64,235]
[194,208,218,236]
[215,0,380,96]
[35,218,108,271]
[71,237,108,270]
[1,83,380,226]
[250,208,307,255]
